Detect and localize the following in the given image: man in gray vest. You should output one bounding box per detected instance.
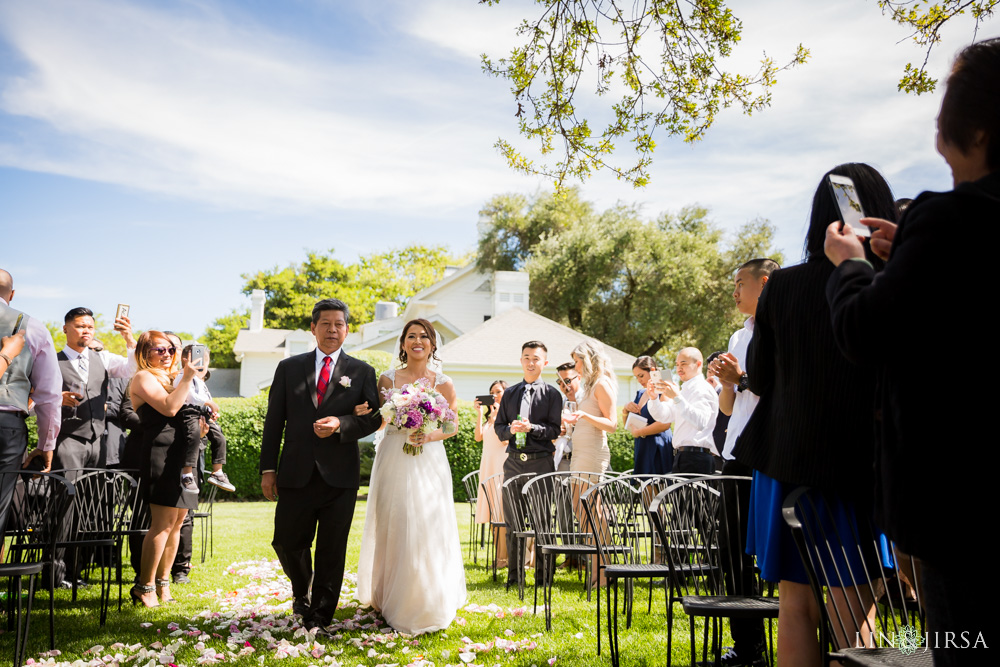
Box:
[0,268,62,531]
[44,307,136,471]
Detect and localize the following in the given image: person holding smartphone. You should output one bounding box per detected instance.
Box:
[173,344,234,495]
[623,356,673,474]
[0,330,25,378]
[473,380,509,566]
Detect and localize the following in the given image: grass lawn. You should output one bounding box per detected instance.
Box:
[1,495,749,667]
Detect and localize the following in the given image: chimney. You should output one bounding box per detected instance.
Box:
[374,301,399,321]
[249,289,265,332]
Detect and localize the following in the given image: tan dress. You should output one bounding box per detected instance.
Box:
[569,384,611,475]
[475,420,508,523]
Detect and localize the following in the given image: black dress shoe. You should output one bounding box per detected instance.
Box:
[292,597,311,617]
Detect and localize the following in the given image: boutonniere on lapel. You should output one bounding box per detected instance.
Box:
[339,376,351,388]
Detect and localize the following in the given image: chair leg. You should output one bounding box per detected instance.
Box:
[48,562,56,650]
[609,579,619,667]
[666,593,674,667]
[596,568,601,656]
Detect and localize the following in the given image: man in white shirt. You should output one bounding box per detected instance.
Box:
[39,307,136,471]
[0,268,62,530]
[553,361,580,471]
[706,257,778,667]
[648,347,718,474]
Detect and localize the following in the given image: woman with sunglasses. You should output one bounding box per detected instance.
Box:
[129,330,204,608]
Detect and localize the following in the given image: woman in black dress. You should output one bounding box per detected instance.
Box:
[129,330,203,608]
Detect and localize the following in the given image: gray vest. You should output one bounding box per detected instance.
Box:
[57,348,108,444]
[0,304,33,413]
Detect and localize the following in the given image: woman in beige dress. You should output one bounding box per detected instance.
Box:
[562,340,618,587]
[563,340,617,476]
[473,380,509,565]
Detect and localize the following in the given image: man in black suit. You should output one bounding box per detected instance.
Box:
[494,340,562,588]
[260,299,381,630]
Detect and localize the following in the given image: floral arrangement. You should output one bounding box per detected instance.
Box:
[380,378,457,455]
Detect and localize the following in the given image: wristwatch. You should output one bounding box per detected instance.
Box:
[736,372,750,393]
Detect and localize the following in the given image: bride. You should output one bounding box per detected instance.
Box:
[356,318,467,635]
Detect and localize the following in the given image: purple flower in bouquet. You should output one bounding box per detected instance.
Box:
[404,411,424,430]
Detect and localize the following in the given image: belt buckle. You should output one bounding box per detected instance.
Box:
[519,453,527,462]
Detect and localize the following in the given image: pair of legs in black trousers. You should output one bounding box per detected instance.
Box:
[502,455,554,587]
[272,469,356,627]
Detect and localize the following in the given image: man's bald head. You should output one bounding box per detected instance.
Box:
[675,346,704,382]
[678,347,703,365]
[0,269,13,302]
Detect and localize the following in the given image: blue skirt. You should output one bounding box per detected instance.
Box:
[747,470,873,586]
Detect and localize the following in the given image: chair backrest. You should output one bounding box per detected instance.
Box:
[522,471,598,548]
[501,473,536,534]
[1,471,76,564]
[68,469,137,541]
[647,475,754,596]
[782,486,925,657]
[461,470,480,507]
[480,471,505,525]
[581,476,660,566]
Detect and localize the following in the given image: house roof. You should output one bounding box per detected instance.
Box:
[233,328,295,354]
[437,307,636,370]
[348,314,464,354]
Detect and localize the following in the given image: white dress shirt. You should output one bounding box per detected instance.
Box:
[0,297,62,451]
[173,374,212,406]
[647,373,719,456]
[315,346,343,383]
[61,345,136,381]
[722,318,760,460]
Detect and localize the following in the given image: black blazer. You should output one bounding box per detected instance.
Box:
[494,380,563,454]
[733,259,877,502]
[259,350,382,489]
[826,171,999,565]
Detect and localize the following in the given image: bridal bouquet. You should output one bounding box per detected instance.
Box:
[380,378,457,456]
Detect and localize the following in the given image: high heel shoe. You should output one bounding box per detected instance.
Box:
[156,579,177,604]
[130,584,159,608]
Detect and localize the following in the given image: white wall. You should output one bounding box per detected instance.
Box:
[239,352,285,397]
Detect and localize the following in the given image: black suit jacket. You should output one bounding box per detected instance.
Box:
[494,380,563,454]
[259,350,382,489]
[732,259,877,502]
[826,171,999,565]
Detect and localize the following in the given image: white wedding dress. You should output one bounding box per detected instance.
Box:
[356,369,467,635]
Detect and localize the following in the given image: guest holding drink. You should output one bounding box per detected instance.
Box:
[562,341,617,475]
[473,380,509,566]
[129,331,204,608]
[623,356,673,474]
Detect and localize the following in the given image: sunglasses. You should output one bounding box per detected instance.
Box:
[151,346,177,356]
[557,376,578,386]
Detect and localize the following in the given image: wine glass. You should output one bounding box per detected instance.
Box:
[563,401,577,436]
[69,380,85,419]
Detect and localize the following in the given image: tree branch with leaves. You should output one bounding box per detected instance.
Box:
[480,0,809,189]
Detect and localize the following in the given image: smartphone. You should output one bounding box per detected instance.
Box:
[828,174,871,237]
[11,313,23,335]
[648,369,662,387]
[189,344,208,369]
[475,394,495,407]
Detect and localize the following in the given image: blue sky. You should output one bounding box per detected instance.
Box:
[1,0,993,336]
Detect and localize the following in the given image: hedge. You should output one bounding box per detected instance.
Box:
[26,385,638,502]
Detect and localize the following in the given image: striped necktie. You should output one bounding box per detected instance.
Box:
[317,356,332,404]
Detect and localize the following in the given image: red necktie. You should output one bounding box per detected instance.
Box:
[317,356,332,404]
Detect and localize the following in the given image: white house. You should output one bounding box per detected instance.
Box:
[232,265,645,402]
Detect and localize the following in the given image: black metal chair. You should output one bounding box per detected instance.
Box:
[460,470,482,564]
[522,472,602,628]
[192,474,218,563]
[648,476,779,667]
[479,471,506,582]
[581,476,674,667]
[782,486,929,666]
[53,469,135,626]
[115,468,148,607]
[1,470,76,662]
[501,472,537,600]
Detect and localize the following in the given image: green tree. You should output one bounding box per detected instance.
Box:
[475,187,594,271]
[480,0,809,189]
[503,195,783,360]
[201,308,249,368]
[879,0,998,93]
[205,246,461,364]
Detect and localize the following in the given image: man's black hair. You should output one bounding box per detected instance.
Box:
[312,299,350,325]
[64,307,94,323]
[521,340,548,353]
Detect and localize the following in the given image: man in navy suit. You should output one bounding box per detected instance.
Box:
[260,299,382,630]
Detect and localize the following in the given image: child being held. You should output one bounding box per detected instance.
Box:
[175,344,235,494]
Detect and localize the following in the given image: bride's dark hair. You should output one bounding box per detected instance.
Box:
[397,318,441,365]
